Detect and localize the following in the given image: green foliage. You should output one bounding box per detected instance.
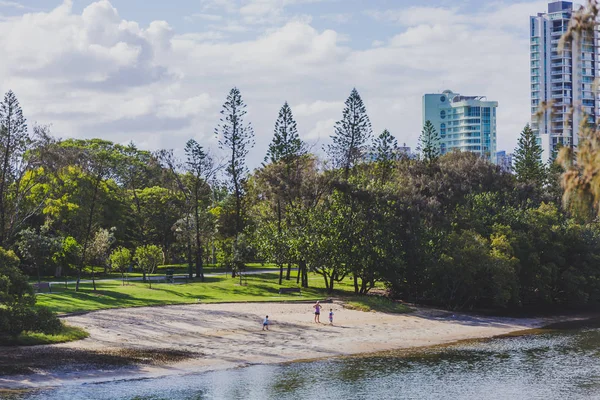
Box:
[109,247,132,284]
[0,247,62,337]
[418,120,440,164]
[216,87,254,237]
[514,124,545,186]
[327,88,372,176]
[2,324,88,346]
[265,102,305,164]
[134,245,163,288]
[16,226,61,281]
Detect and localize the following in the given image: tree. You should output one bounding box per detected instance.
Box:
[0,247,61,337]
[418,120,440,165]
[216,87,254,276]
[109,247,132,286]
[55,139,125,291]
[327,88,372,178]
[55,236,82,284]
[184,139,214,282]
[373,129,399,181]
[88,228,116,275]
[265,102,305,164]
[0,91,31,247]
[513,124,545,187]
[16,226,61,284]
[134,245,163,289]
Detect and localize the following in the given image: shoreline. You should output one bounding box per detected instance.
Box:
[0,302,589,391]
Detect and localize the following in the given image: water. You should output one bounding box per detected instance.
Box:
[6,321,600,400]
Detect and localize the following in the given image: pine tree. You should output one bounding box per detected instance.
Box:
[0,90,29,246]
[215,87,254,236]
[184,139,213,282]
[326,88,372,178]
[373,129,399,181]
[418,120,440,165]
[374,129,399,164]
[513,124,545,186]
[265,102,305,164]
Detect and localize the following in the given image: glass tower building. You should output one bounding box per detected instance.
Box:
[530,1,598,161]
[422,90,498,161]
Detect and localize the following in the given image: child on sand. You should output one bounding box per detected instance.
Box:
[329,309,334,325]
[313,301,322,323]
[263,315,269,331]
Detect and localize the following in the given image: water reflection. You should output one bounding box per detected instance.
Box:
[7,323,600,400]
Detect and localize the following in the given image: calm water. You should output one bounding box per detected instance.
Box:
[7,321,600,400]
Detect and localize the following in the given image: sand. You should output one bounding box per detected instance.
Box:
[0,301,564,390]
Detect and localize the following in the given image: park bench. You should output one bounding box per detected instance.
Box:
[279,287,301,295]
[32,282,52,293]
[164,268,189,284]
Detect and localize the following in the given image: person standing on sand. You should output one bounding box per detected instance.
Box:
[263,315,269,331]
[329,309,334,325]
[313,301,322,323]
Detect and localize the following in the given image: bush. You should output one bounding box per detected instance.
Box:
[33,307,62,335]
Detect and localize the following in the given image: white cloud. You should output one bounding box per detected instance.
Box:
[0,0,539,167]
[0,1,27,9]
[185,13,223,22]
[294,100,342,117]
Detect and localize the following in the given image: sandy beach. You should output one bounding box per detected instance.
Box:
[0,301,564,390]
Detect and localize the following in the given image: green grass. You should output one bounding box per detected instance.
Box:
[29,263,281,283]
[0,324,89,346]
[344,296,412,314]
[35,272,386,315]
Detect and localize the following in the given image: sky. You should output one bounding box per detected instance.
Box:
[0,0,557,169]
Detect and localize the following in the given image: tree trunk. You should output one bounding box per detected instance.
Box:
[0,115,12,247]
[77,172,103,292]
[279,263,283,285]
[353,274,359,295]
[323,272,329,291]
[286,263,291,280]
[329,273,335,294]
[194,185,204,282]
[35,262,41,285]
[301,260,308,288]
[187,237,193,280]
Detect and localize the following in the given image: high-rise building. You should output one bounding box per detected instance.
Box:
[530,1,598,162]
[496,150,513,173]
[422,90,498,161]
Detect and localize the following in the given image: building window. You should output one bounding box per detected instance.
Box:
[441,123,446,137]
[440,110,446,119]
[440,95,446,103]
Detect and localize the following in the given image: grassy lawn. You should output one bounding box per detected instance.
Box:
[29,263,281,283]
[0,324,89,346]
[35,272,403,315]
[344,296,412,314]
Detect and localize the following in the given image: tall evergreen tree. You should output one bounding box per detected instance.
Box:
[265,102,305,164]
[216,88,254,277]
[373,129,399,181]
[374,129,399,163]
[216,87,254,236]
[0,91,29,246]
[513,124,545,186]
[326,88,372,178]
[185,139,213,282]
[418,120,440,165]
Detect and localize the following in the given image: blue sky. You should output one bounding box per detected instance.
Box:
[0,0,556,167]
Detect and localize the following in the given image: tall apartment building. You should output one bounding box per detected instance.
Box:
[530,1,598,162]
[422,90,498,161]
[496,150,513,173]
